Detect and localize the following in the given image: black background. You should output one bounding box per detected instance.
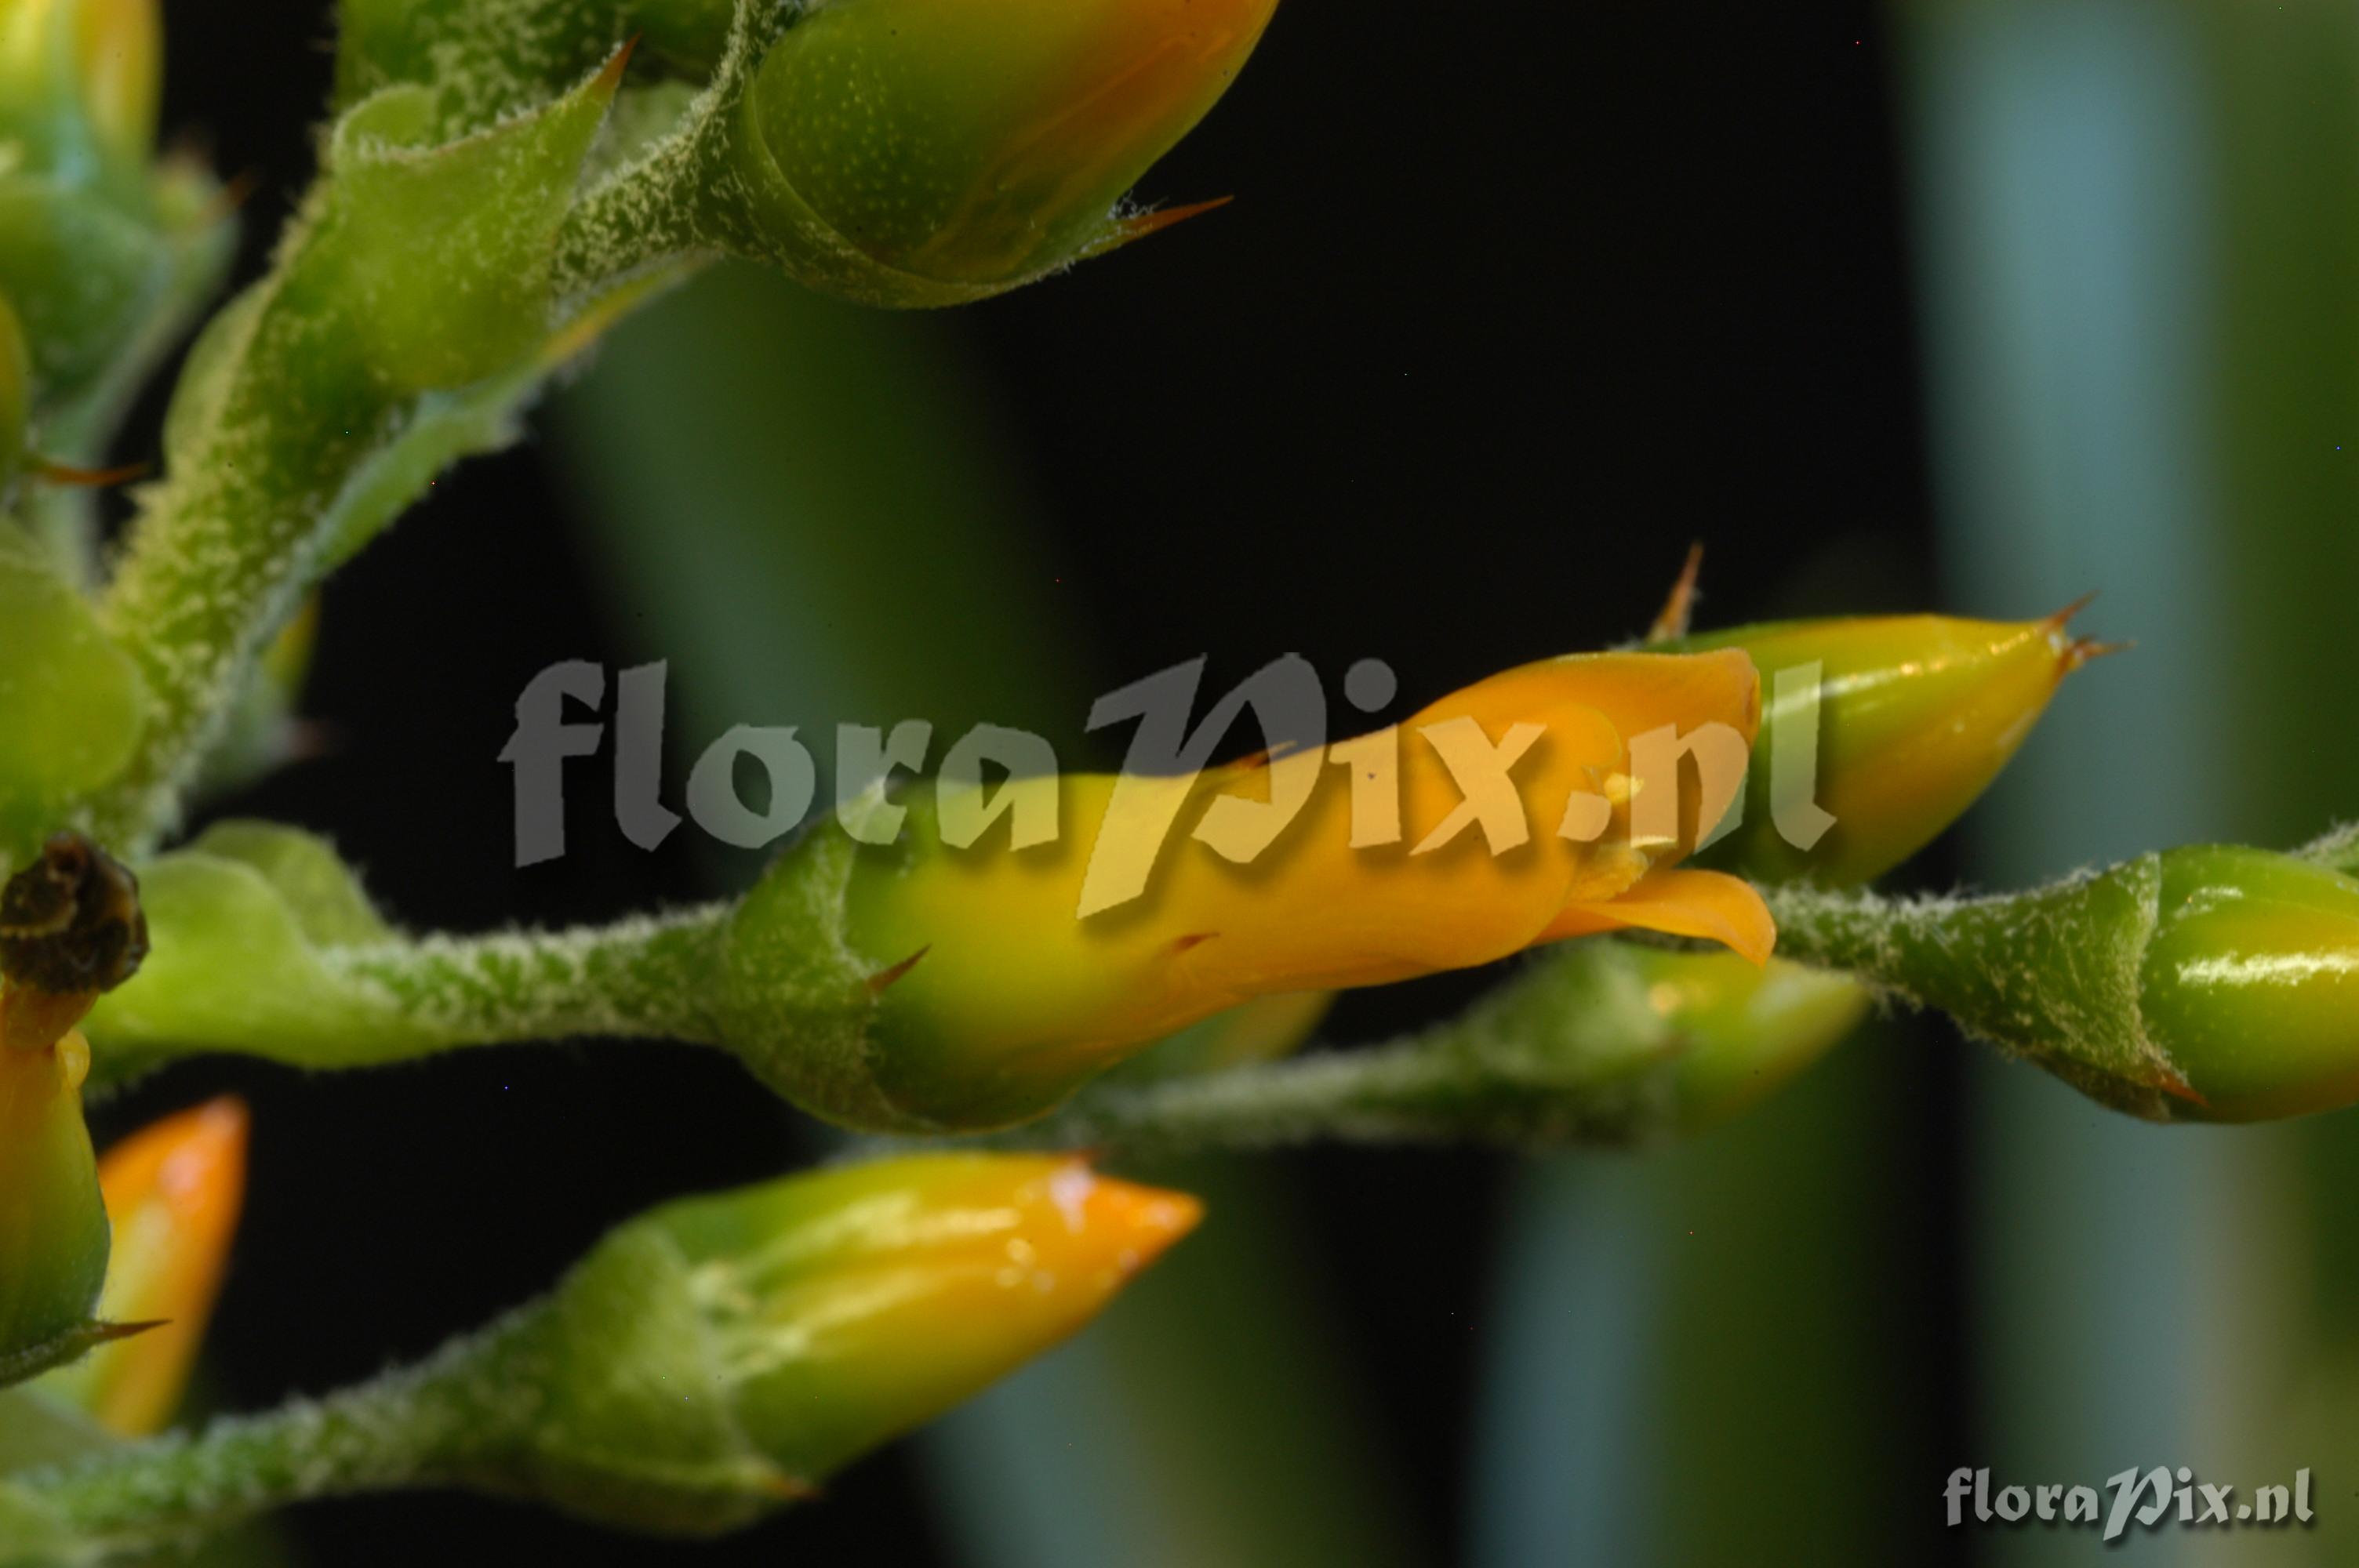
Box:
[101,3,1972,1562]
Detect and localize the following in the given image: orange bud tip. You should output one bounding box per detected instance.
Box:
[1646,543,1707,644]
[2150,1063,2208,1107]
[1063,1165,1204,1272]
[178,1094,252,1158]
[1090,197,1234,258]
[865,946,931,997]
[33,459,149,489]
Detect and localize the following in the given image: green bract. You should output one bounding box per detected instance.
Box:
[82,822,423,1085]
[728,0,1278,303]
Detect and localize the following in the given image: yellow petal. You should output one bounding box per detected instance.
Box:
[1544,866,1778,967]
[1434,648,1762,750]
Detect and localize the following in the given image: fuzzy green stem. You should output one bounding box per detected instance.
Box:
[328,905,734,1046]
[87,905,740,1095]
[3,1318,538,1563]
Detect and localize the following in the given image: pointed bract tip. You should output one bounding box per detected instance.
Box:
[1089,197,1234,259]
[199,169,263,228]
[1646,543,1707,644]
[2041,590,2100,631]
[90,1319,166,1347]
[864,946,931,997]
[2151,1061,2209,1109]
[2063,637,2133,674]
[594,35,642,93]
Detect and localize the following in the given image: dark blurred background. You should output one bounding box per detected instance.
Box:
[91,0,2359,1562]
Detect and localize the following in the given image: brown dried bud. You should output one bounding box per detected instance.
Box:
[1,833,148,1001]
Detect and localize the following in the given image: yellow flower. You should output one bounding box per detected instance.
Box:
[801,649,1772,1129]
[39,1096,247,1434]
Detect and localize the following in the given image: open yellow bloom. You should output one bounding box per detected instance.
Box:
[40,1095,246,1434]
[828,649,1772,1128]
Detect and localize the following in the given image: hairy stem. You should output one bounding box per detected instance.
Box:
[328,905,735,1047]
[4,1318,536,1563]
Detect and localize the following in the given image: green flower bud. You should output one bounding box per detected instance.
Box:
[726,0,1278,303]
[1625,947,1873,1135]
[1672,608,2110,887]
[507,1154,1198,1529]
[1774,844,2359,1123]
[0,176,178,412]
[0,0,198,419]
[2138,846,2359,1122]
